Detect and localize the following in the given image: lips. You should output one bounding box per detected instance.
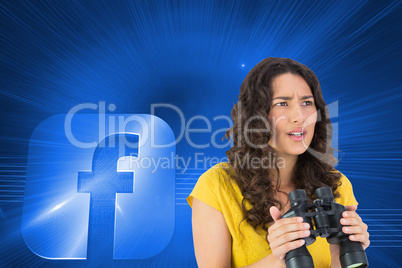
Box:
[287,128,306,136]
[288,129,305,141]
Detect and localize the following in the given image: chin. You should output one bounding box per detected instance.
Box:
[293,150,308,156]
[289,147,309,156]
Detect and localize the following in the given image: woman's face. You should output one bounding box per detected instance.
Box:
[268,73,317,157]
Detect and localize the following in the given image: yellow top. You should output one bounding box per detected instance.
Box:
[187,162,358,268]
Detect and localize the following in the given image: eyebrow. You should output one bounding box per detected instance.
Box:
[273,95,314,100]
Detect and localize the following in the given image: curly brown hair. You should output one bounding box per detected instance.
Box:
[223,57,341,231]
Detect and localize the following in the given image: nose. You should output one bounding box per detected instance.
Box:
[290,104,303,124]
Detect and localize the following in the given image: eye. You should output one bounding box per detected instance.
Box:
[303,101,314,106]
[274,102,287,107]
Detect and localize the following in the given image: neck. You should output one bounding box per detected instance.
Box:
[272,151,298,191]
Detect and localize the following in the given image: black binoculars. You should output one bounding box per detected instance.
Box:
[282,187,368,268]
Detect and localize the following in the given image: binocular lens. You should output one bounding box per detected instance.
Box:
[340,239,368,268]
[341,253,368,268]
[288,189,308,206]
[285,245,314,268]
[314,187,333,200]
[346,264,365,268]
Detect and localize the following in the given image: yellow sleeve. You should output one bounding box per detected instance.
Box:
[334,172,359,207]
[187,165,223,212]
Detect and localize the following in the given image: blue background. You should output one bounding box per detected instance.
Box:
[1,0,401,267]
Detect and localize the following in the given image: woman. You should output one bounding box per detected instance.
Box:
[187,58,370,267]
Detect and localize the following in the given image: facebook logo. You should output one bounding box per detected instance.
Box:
[22,113,175,261]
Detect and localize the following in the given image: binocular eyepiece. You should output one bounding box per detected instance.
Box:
[282,187,368,268]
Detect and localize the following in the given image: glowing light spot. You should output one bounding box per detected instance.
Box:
[51,200,68,212]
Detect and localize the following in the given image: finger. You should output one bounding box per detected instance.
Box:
[268,217,306,234]
[269,221,310,238]
[349,234,370,248]
[270,206,282,222]
[342,211,361,220]
[268,220,308,243]
[274,239,306,260]
[341,217,362,226]
[345,205,358,211]
[342,225,366,234]
[269,229,310,249]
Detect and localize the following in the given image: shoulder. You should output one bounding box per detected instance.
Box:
[331,169,353,192]
[331,169,359,206]
[187,162,235,211]
[199,162,233,183]
[195,162,236,195]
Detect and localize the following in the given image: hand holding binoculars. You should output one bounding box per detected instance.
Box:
[282,187,368,268]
